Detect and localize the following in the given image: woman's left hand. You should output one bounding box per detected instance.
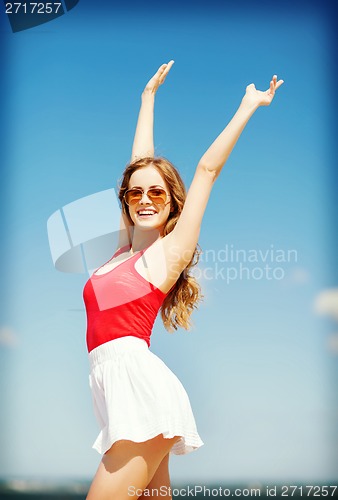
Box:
[243,75,284,108]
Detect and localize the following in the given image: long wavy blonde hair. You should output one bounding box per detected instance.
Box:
[118,157,203,332]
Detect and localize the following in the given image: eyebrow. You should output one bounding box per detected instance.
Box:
[129,184,165,190]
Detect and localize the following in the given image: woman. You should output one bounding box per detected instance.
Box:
[84,61,283,499]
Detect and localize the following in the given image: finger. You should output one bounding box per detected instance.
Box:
[271,74,285,90]
[159,60,175,84]
[148,64,166,83]
[158,63,168,75]
[162,60,174,75]
[150,64,169,86]
[269,80,275,94]
[275,79,284,90]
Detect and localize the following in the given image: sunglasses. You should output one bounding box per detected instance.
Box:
[123,187,170,206]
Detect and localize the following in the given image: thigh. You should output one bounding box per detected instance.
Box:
[87,434,180,500]
[139,453,171,499]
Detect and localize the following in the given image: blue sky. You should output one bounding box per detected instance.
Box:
[1,0,338,485]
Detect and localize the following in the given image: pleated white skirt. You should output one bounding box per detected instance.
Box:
[88,336,204,455]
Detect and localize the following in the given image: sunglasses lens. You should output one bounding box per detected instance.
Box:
[125,189,142,205]
[148,189,167,204]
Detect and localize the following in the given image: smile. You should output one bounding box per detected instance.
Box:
[137,209,158,218]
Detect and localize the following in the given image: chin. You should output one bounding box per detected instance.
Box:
[132,213,167,227]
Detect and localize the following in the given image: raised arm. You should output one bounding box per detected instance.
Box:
[131,60,174,162]
[197,76,284,178]
[117,61,175,251]
[167,75,284,266]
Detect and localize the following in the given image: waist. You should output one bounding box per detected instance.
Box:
[88,336,149,369]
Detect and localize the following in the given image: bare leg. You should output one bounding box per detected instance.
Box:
[86,434,180,500]
[139,453,172,499]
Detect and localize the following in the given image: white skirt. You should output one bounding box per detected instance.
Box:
[88,336,204,455]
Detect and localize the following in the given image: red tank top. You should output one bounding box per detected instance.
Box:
[83,245,168,352]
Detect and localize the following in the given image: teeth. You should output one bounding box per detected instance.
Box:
[138,210,156,215]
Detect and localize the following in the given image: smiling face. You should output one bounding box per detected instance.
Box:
[126,165,172,235]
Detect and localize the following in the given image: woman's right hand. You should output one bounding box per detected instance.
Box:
[143,60,175,95]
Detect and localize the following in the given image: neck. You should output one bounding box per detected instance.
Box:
[130,228,162,253]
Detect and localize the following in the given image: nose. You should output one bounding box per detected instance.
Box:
[139,192,152,204]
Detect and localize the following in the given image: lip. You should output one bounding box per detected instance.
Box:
[136,213,158,220]
[136,208,158,216]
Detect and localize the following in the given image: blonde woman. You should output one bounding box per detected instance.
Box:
[84,61,283,499]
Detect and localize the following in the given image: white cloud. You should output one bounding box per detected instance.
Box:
[314,288,338,321]
[0,326,19,348]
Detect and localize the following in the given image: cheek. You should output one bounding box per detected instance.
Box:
[162,205,171,222]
